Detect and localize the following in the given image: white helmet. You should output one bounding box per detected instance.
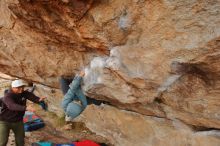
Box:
[11,79,27,88]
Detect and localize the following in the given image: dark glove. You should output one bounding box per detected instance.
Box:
[39,101,48,111]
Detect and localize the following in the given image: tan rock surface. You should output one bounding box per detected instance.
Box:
[79,105,220,146]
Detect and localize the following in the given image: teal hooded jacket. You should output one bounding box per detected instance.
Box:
[61,76,87,119]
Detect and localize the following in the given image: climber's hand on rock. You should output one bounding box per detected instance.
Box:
[79,71,85,77]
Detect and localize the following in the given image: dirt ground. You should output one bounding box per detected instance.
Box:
[7,105,111,146]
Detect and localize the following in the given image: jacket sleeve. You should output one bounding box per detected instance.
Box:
[61,76,82,112]
[70,76,87,108]
[76,90,87,110]
[69,76,82,92]
[3,94,26,111]
[24,91,41,104]
[61,90,75,112]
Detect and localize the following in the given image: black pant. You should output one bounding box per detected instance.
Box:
[0,121,25,146]
[59,77,73,95]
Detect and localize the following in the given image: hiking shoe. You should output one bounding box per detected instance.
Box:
[65,115,72,122]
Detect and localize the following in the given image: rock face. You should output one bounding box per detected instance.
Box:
[79,105,220,146]
[0,0,220,145]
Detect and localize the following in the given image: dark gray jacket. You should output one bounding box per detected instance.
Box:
[0,90,40,122]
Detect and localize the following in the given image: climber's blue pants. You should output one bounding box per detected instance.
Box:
[60,76,87,119]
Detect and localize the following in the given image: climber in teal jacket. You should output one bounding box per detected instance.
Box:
[61,71,87,122]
